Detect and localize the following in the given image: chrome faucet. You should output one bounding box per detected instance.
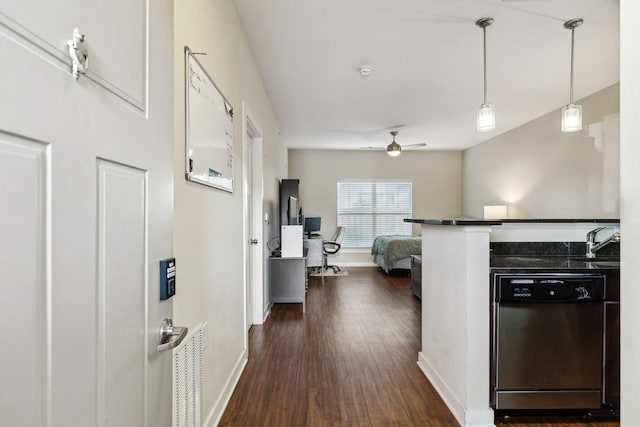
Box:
[586,227,620,258]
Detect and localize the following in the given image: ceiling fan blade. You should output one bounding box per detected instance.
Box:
[360,146,386,150]
[329,124,406,136]
[375,124,406,133]
[400,143,427,149]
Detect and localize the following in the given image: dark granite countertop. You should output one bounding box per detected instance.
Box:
[405,218,620,226]
[491,255,620,273]
[404,219,500,225]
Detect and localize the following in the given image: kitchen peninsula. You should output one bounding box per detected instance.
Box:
[404,218,620,427]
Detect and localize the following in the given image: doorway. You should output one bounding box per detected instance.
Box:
[242,102,265,340]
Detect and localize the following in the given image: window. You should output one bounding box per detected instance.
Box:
[337,181,413,248]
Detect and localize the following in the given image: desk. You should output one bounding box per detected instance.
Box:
[303,237,324,268]
[269,252,307,313]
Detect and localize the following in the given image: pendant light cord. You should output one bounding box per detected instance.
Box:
[483,25,488,105]
[563,19,583,105]
[569,26,575,105]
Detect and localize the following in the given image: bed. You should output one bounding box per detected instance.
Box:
[371,235,422,273]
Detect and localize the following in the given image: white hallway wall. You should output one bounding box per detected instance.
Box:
[173,0,286,423]
[463,84,620,219]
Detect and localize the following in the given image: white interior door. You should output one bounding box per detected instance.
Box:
[245,130,255,332]
[242,102,264,332]
[0,1,174,426]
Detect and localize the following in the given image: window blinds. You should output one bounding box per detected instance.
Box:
[337,181,413,248]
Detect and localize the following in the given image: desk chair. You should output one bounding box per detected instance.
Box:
[322,226,347,275]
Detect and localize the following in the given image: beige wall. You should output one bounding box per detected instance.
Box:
[463,84,620,219]
[173,0,286,424]
[288,149,462,264]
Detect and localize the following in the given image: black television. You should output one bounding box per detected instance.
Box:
[304,217,321,237]
[287,196,299,225]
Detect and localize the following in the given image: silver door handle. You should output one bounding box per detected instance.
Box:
[250,239,258,244]
[157,318,188,352]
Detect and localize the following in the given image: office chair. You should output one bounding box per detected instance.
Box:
[322,226,347,275]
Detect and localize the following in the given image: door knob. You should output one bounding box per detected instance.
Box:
[157,318,188,352]
[250,239,258,245]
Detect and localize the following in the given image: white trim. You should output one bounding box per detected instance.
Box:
[338,247,371,254]
[44,141,53,427]
[204,348,248,427]
[465,409,495,427]
[418,352,465,426]
[418,352,495,427]
[263,303,271,323]
[339,262,377,267]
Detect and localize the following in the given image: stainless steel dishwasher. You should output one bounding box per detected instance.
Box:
[491,273,604,410]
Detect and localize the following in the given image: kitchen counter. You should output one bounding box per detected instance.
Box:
[412,220,620,427]
[405,218,620,225]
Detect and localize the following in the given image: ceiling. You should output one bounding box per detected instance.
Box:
[231,0,619,151]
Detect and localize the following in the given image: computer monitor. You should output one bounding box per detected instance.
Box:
[304,217,321,237]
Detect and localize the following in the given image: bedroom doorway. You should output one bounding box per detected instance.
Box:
[242,102,265,337]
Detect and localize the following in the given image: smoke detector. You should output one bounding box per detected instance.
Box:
[359,65,372,77]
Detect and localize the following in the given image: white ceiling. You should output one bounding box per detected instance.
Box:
[231,0,619,151]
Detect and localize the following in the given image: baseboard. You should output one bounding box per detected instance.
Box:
[263,303,271,323]
[339,262,377,267]
[417,352,465,425]
[205,347,248,427]
[417,352,495,427]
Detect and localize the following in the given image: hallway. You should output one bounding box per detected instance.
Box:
[219,267,619,426]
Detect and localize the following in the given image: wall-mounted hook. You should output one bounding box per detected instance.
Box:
[67,28,88,80]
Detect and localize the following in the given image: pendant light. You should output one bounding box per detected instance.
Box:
[476,17,495,132]
[561,18,583,132]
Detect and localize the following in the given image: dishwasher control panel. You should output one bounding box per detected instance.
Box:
[495,274,604,303]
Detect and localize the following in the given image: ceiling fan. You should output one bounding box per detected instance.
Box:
[361,131,427,157]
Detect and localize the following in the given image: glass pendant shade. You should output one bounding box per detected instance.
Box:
[477,103,496,132]
[561,19,583,133]
[561,103,582,132]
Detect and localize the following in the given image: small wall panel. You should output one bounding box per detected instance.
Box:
[0,133,51,426]
[97,159,147,426]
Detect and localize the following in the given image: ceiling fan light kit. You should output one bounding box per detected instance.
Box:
[375,130,427,157]
[387,131,402,157]
[387,142,401,156]
[561,18,583,132]
[476,17,495,132]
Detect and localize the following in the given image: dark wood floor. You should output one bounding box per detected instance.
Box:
[219,267,620,427]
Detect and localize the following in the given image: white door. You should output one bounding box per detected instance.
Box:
[242,102,264,332]
[244,129,255,332]
[0,1,174,426]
